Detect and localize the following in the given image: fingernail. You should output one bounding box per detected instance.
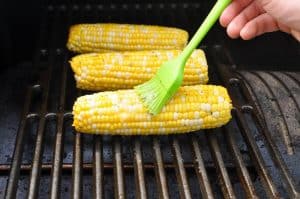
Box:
[240,27,253,40]
[227,23,240,39]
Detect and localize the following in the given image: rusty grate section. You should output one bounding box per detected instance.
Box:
[1,3,300,199]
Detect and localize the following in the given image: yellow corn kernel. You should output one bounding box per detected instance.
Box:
[72,85,232,135]
[67,23,189,53]
[70,49,208,91]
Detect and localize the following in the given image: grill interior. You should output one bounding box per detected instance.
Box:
[0,2,300,199]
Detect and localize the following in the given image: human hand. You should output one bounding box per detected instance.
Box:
[219,0,300,41]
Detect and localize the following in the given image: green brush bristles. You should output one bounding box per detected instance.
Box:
[135,77,172,115]
[134,57,185,115]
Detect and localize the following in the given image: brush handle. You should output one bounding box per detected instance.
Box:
[180,0,231,63]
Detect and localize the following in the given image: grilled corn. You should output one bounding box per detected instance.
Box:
[70,49,208,91]
[67,23,188,53]
[72,85,232,135]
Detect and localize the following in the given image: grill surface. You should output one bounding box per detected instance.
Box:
[0,2,300,199]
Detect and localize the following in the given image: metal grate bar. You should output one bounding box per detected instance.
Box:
[153,138,169,199]
[93,135,103,199]
[28,6,65,197]
[5,6,50,198]
[113,137,126,199]
[222,47,300,198]
[50,53,68,199]
[211,46,284,198]
[233,111,280,198]
[207,133,236,199]
[217,69,280,198]
[171,138,192,199]
[224,126,258,198]
[190,135,214,199]
[270,72,300,111]
[27,64,53,199]
[27,116,48,199]
[133,138,147,199]
[50,116,64,199]
[4,88,33,199]
[72,133,83,199]
[244,110,300,197]
[1,162,210,172]
[235,72,268,126]
[251,71,294,155]
[283,72,300,86]
[236,72,300,198]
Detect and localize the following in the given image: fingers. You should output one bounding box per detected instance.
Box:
[240,13,279,40]
[220,0,253,27]
[220,0,300,40]
[226,1,264,38]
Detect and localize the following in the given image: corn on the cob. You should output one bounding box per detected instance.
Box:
[67,23,189,53]
[72,85,232,135]
[70,49,208,91]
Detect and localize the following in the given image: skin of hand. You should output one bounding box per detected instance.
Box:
[219,0,300,41]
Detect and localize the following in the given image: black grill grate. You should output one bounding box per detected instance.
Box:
[1,3,300,199]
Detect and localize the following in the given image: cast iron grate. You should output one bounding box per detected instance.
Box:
[1,3,299,199]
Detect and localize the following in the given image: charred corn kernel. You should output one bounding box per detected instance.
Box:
[70,49,208,91]
[67,23,189,53]
[72,85,232,135]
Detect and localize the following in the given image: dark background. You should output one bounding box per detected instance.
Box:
[0,0,299,71]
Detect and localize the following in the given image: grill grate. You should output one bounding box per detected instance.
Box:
[1,3,300,199]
